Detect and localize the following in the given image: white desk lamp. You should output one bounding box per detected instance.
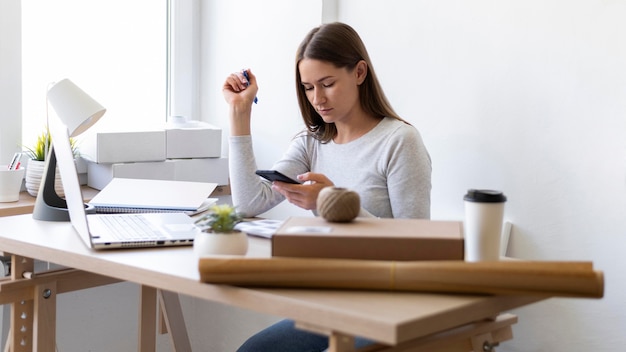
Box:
[32,79,106,221]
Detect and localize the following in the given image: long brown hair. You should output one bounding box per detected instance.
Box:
[295,22,407,143]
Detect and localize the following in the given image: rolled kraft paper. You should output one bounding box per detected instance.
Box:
[198,258,604,299]
[317,187,360,222]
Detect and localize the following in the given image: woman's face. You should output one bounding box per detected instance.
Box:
[298,58,365,125]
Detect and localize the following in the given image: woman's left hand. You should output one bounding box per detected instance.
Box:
[271,172,333,211]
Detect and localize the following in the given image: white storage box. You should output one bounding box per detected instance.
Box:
[81,130,166,164]
[87,160,176,190]
[171,158,229,185]
[166,122,222,158]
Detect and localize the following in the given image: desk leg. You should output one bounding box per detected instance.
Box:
[0,256,124,352]
[32,282,56,352]
[158,290,191,352]
[296,322,359,352]
[356,314,516,352]
[139,286,157,352]
[138,287,191,352]
[5,255,57,352]
[298,314,517,352]
[329,333,355,352]
[10,255,34,352]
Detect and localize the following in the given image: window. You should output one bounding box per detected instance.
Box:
[21,0,166,146]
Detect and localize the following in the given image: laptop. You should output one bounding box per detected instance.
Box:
[53,123,200,250]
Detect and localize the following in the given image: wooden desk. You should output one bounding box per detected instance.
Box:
[0,213,547,352]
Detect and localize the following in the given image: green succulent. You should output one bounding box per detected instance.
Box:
[195,204,243,233]
[23,127,79,161]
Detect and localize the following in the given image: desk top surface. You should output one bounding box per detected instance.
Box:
[0,213,542,344]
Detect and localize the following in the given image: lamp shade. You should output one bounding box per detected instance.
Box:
[47,79,106,137]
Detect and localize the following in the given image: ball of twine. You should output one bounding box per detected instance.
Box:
[317,187,360,223]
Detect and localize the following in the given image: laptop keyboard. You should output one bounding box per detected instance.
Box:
[99,215,166,240]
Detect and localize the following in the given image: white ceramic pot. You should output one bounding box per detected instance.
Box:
[193,230,249,257]
[24,159,65,198]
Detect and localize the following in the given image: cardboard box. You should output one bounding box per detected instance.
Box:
[166,122,222,158]
[82,130,166,163]
[272,217,464,261]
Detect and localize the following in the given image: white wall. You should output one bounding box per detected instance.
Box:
[337,1,625,350]
[200,0,626,350]
[0,0,22,165]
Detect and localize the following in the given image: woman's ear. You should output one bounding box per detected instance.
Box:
[355,60,368,85]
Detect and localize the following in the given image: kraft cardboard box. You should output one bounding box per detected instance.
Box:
[272,217,464,261]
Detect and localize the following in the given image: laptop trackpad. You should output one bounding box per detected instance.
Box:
[164,224,197,232]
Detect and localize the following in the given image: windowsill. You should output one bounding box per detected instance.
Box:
[0,186,99,217]
[0,184,230,218]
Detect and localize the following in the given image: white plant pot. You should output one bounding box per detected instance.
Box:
[24,159,65,198]
[193,230,249,257]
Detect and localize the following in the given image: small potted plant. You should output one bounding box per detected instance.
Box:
[22,127,79,197]
[193,204,248,257]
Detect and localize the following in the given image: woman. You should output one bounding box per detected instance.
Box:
[223,22,431,351]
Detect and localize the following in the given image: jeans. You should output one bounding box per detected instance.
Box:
[237,319,374,352]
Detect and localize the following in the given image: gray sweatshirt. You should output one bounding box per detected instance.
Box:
[228,117,431,219]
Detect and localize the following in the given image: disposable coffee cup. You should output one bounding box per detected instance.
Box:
[0,166,25,202]
[463,189,507,261]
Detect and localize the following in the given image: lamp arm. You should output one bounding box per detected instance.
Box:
[41,146,67,208]
[32,145,68,221]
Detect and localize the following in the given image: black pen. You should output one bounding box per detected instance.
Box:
[242,70,258,104]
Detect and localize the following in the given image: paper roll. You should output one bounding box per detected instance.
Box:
[198,257,604,298]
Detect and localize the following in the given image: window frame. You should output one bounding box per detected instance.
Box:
[0,0,197,166]
[167,0,201,122]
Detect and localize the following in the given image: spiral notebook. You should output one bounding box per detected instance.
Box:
[88,178,217,214]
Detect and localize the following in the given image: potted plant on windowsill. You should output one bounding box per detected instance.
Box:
[193,204,248,257]
[23,127,79,197]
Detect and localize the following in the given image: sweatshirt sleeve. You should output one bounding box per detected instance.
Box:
[228,136,285,217]
[384,126,432,219]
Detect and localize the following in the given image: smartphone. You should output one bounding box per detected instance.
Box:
[255,170,301,184]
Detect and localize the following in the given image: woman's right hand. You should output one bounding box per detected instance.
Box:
[222,69,258,107]
[271,172,334,211]
[223,69,258,136]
